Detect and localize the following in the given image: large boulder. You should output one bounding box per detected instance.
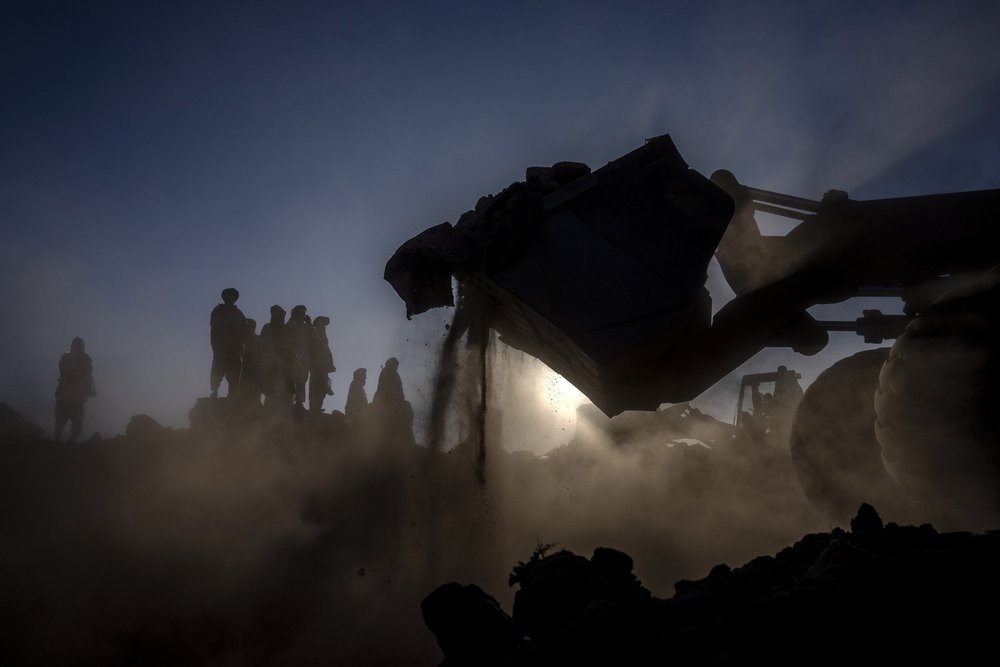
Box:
[421,582,519,666]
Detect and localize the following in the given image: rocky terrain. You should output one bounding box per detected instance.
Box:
[424,503,1000,665]
[7,399,995,665]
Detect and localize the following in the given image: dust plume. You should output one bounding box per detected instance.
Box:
[0,409,446,666]
[0,317,840,666]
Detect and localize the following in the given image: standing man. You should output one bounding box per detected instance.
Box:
[344,368,369,429]
[309,315,336,414]
[259,304,293,412]
[210,287,248,398]
[286,304,312,409]
[771,365,804,429]
[242,318,261,405]
[371,357,415,447]
[54,336,97,442]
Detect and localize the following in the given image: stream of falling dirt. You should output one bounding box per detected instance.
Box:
[426,295,490,485]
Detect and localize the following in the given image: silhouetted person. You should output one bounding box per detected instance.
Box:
[345,368,369,427]
[242,318,261,405]
[773,365,804,408]
[759,392,774,417]
[54,337,97,442]
[771,364,804,426]
[286,305,312,409]
[750,384,773,418]
[372,357,415,447]
[259,305,294,411]
[308,315,336,414]
[210,288,247,398]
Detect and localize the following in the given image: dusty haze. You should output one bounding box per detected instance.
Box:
[2,326,839,665]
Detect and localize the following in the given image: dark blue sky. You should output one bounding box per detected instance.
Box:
[3,1,999,438]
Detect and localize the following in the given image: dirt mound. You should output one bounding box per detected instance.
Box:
[424,504,1000,665]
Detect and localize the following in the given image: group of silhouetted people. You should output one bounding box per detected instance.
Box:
[210,287,337,415]
[209,288,415,444]
[51,288,417,444]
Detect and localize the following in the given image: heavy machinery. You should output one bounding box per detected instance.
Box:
[734,367,802,432]
[384,135,1000,529]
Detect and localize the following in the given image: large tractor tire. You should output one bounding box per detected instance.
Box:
[790,348,902,525]
[875,269,1000,531]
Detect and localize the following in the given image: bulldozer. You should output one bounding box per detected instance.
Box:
[384,134,1000,530]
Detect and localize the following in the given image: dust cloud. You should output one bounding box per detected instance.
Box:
[7,278,996,665]
[2,320,874,666]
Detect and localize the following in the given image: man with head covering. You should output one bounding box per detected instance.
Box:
[241,318,261,405]
[258,304,293,410]
[374,357,404,405]
[771,364,804,427]
[308,315,336,414]
[286,304,312,409]
[345,367,369,428]
[210,287,248,398]
[54,337,97,442]
[371,357,415,447]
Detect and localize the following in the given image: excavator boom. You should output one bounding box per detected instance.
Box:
[385,135,1000,416]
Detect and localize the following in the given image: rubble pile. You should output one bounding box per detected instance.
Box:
[424,504,1000,666]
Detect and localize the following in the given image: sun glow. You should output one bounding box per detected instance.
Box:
[537,368,588,416]
[487,343,593,454]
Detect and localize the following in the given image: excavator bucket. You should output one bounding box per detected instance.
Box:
[385,135,734,415]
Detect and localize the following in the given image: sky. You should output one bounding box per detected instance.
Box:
[2,0,1000,441]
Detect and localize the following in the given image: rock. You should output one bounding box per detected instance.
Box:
[421,582,519,665]
[851,502,884,537]
[510,550,596,643]
[509,547,654,648]
[188,396,269,439]
[560,597,662,664]
[591,547,640,589]
[798,538,875,585]
[428,515,1000,665]
[126,414,167,440]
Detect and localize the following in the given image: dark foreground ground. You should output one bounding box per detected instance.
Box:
[4,400,995,665]
[424,503,1000,666]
